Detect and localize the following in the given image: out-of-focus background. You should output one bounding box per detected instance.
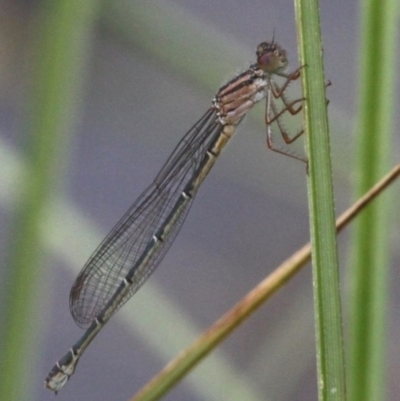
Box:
[0,1,399,401]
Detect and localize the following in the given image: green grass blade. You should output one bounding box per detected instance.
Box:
[0,2,98,400]
[294,1,346,400]
[348,0,399,400]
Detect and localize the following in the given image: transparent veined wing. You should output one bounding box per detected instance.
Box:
[70,108,222,328]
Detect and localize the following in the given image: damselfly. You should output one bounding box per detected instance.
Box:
[45,39,304,393]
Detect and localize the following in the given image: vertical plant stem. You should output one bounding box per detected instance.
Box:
[294,0,346,400]
[0,2,98,400]
[348,0,399,400]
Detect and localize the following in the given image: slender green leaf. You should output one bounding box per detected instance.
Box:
[0,2,98,400]
[294,0,346,400]
[348,0,399,400]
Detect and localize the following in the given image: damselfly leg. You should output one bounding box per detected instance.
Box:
[265,67,306,163]
[265,69,331,164]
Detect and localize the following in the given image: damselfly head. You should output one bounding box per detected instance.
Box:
[256,42,288,74]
